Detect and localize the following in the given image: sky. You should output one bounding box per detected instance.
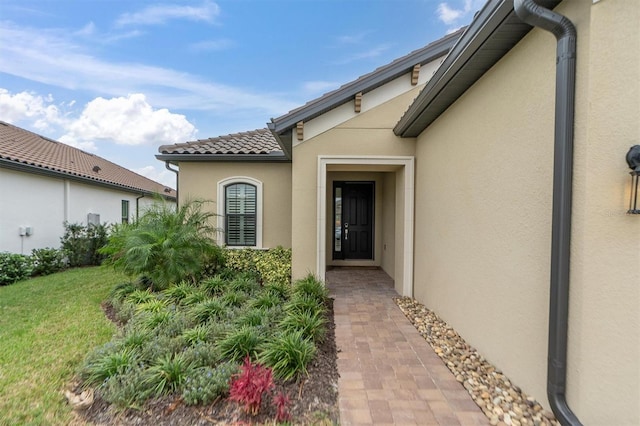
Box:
[0,0,485,188]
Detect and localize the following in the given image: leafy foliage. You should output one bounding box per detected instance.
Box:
[224,247,292,285]
[30,247,65,276]
[228,357,274,416]
[259,330,316,381]
[81,345,138,386]
[219,326,263,362]
[61,222,109,267]
[181,363,238,405]
[0,252,33,286]
[279,308,327,343]
[144,353,194,396]
[100,200,221,290]
[273,391,292,423]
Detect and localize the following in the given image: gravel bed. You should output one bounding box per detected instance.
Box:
[395,297,560,426]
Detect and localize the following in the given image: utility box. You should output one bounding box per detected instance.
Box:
[87,213,100,226]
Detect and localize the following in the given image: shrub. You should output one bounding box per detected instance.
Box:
[182,363,238,405]
[273,391,292,423]
[30,247,65,276]
[183,342,223,367]
[224,247,292,285]
[100,366,151,409]
[259,330,316,381]
[250,292,280,310]
[292,274,328,303]
[144,353,194,396]
[182,324,211,346]
[109,282,138,301]
[219,326,263,362]
[255,246,291,285]
[284,293,327,317]
[279,308,326,343]
[162,281,197,304]
[189,298,226,324]
[0,252,33,285]
[81,346,138,386]
[228,356,274,416]
[234,307,266,328]
[199,276,228,296]
[126,289,156,304]
[61,222,109,267]
[100,200,220,290]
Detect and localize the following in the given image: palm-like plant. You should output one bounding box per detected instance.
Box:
[101,200,221,290]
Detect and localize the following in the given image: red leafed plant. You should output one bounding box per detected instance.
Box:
[273,391,291,423]
[229,356,274,416]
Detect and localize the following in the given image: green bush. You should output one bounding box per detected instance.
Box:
[100,200,220,290]
[61,222,109,267]
[101,366,151,409]
[182,363,238,405]
[144,353,194,396]
[0,252,33,285]
[218,326,263,362]
[224,247,292,285]
[260,330,316,381]
[81,345,138,386]
[279,308,326,343]
[30,247,66,276]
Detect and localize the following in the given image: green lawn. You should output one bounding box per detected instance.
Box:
[0,267,126,425]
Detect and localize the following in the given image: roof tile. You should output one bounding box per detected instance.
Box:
[158,128,281,156]
[0,121,176,198]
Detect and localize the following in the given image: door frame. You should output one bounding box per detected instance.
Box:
[332,181,375,260]
[317,155,414,297]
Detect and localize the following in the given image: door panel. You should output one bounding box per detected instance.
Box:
[334,182,374,260]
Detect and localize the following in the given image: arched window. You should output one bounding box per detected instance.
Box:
[217,177,263,248]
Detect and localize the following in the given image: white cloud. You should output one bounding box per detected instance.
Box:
[0,21,297,117]
[116,1,220,27]
[133,165,177,188]
[437,0,486,27]
[59,94,197,147]
[75,22,96,36]
[0,89,63,131]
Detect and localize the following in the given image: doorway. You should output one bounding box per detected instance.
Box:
[333,181,374,260]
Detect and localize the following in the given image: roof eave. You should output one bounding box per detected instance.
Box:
[393,0,562,138]
[155,153,291,163]
[270,29,464,135]
[0,157,176,201]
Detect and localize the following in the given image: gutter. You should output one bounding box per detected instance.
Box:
[513,1,582,425]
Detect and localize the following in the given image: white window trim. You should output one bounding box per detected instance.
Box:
[317,156,414,297]
[217,176,263,249]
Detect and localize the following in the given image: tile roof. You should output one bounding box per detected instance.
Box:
[0,121,176,198]
[158,128,283,156]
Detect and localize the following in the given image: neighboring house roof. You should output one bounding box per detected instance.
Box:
[268,28,465,136]
[394,0,562,137]
[0,121,176,199]
[157,128,288,163]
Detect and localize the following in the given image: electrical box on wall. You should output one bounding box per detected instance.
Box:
[25,227,33,236]
[87,213,100,226]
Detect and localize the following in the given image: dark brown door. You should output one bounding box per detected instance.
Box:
[333,182,374,260]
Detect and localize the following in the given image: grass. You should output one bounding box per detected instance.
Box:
[0,267,127,425]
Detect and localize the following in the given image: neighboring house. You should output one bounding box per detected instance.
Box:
[158,1,639,425]
[0,121,176,254]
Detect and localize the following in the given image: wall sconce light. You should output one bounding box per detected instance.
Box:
[626,145,640,214]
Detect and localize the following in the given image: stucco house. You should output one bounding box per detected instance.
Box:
[157,1,639,425]
[0,121,176,254]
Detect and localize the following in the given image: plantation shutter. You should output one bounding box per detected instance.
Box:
[225,183,257,246]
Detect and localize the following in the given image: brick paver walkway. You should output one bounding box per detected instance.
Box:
[326,268,489,426]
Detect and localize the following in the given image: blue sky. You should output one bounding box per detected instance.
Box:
[0,0,484,187]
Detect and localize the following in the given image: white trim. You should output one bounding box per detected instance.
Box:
[217,176,263,249]
[317,156,414,297]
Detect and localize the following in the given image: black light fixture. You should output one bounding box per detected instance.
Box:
[626,145,640,214]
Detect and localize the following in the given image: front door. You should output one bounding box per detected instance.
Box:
[333,182,374,260]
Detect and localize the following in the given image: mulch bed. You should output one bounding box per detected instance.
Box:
[74,300,340,425]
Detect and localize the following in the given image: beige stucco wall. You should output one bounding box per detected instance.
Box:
[177,161,292,249]
[413,1,639,424]
[291,88,418,289]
